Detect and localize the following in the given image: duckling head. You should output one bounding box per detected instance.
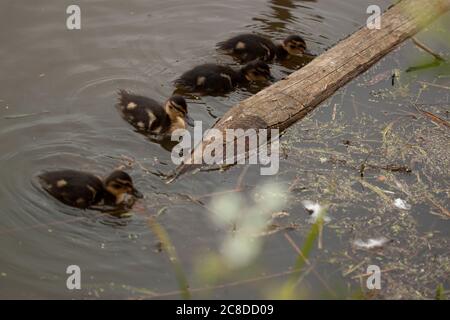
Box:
[282,35,308,56]
[104,170,143,204]
[164,95,194,128]
[241,60,272,82]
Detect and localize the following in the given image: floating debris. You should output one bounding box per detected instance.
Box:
[271,211,290,219]
[365,69,397,86]
[394,198,411,210]
[302,200,331,224]
[414,105,450,129]
[353,237,391,250]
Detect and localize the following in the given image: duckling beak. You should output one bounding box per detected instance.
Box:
[185,114,195,127]
[131,188,144,199]
[303,50,317,58]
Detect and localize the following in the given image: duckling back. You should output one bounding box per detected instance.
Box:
[217,34,277,63]
[38,170,104,209]
[175,64,240,94]
[117,90,169,135]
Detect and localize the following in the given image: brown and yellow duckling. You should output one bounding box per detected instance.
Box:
[38,169,143,211]
[117,90,194,136]
[174,60,272,95]
[217,34,313,63]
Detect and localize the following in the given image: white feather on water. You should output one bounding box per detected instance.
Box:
[353,237,391,249]
[302,200,331,224]
[394,198,411,210]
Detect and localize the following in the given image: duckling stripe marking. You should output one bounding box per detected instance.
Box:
[171,102,184,110]
[147,111,156,129]
[87,185,97,197]
[127,102,137,110]
[236,41,246,50]
[293,40,306,49]
[116,179,132,186]
[220,73,233,87]
[57,179,67,188]
[196,76,206,86]
[137,121,145,129]
[260,43,271,58]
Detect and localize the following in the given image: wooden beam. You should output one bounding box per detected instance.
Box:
[170,0,450,181]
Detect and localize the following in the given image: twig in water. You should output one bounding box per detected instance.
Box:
[425,195,450,219]
[418,81,450,91]
[287,176,304,193]
[359,180,393,203]
[359,152,372,177]
[412,37,445,62]
[199,164,234,173]
[343,259,368,277]
[148,217,191,299]
[351,267,399,279]
[414,105,450,129]
[284,233,336,298]
[133,268,308,300]
[366,163,412,173]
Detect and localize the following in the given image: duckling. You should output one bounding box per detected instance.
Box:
[38,169,143,211]
[117,90,194,136]
[217,34,313,63]
[174,60,272,95]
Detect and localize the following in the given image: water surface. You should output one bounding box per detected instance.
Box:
[0,0,449,299]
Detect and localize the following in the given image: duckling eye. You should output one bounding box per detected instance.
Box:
[110,183,122,189]
[257,68,267,74]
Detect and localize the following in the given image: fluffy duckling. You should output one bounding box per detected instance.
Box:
[174,60,272,94]
[217,34,313,63]
[117,90,194,136]
[38,170,143,211]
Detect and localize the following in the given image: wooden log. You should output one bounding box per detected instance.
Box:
[170,0,450,181]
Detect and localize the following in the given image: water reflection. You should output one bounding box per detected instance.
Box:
[254,0,320,34]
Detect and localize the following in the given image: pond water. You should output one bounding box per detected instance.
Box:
[0,0,449,299]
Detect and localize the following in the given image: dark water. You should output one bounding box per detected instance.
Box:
[0,0,449,299]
